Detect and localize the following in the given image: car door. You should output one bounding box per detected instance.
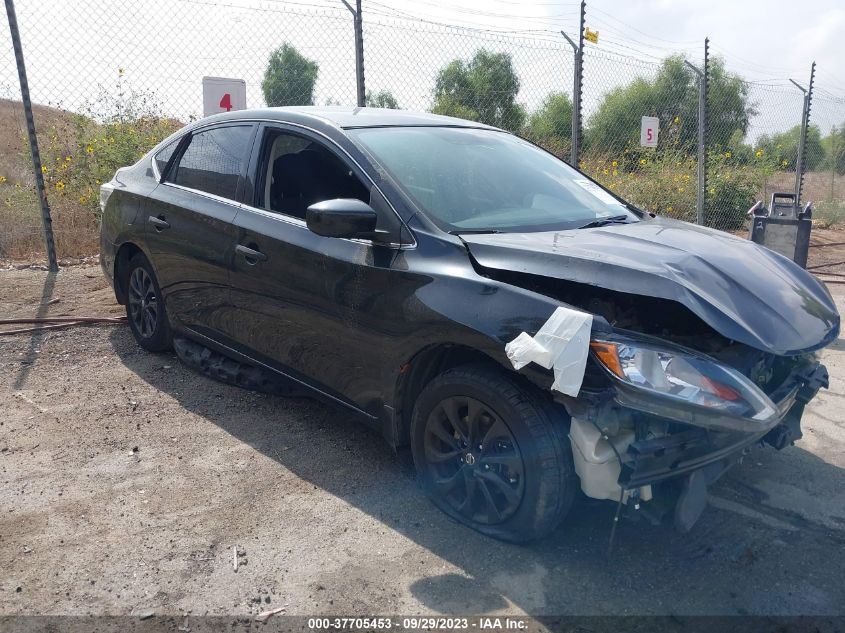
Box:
[228,123,408,415]
[144,122,257,338]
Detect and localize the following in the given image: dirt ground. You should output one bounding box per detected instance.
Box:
[2,236,845,619]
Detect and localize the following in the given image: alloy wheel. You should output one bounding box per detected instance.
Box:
[422,396,525,525]
[127,266,158,339]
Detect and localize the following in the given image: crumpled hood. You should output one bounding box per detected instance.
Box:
[461,217,840,356]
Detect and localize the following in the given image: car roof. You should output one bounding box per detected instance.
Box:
[201,106,501,131]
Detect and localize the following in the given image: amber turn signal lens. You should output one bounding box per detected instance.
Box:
[590,341,623,378]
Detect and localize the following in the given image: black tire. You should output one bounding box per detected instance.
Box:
[410,363,576,542]
[124,252,172,352]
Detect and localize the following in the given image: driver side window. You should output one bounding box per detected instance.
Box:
[257,129,370,220]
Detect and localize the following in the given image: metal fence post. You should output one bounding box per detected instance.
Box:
[572,0,585,167]
[791,62,815,205]
[685,38,708,226]
[342,0,365,107]
[354,0,365,107]
[5,0,58,271]
[560,28,578,166]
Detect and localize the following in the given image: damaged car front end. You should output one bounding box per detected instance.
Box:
[573,334,829,531]
[461,218,838,533]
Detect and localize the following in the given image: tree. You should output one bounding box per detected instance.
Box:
[756,124,824,172]
[365,89,399,109]
[524,92,572,156]
[431,49,526,133]
[823,124,845,175]
[586,55,752,155]
[262,44,319,107]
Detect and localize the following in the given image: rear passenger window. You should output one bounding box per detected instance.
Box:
[168,125,253,200]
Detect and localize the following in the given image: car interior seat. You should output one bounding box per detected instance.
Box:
[269,145,370,219]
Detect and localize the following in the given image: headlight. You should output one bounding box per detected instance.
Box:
[590,338,777,421]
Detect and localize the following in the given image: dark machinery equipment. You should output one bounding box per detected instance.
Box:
[748,192,812,268]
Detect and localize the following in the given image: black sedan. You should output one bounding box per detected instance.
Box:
[100,107,839,541]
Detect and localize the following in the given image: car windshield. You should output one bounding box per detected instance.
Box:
[349,126,638,233]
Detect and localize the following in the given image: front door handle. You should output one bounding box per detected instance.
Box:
[148,215,170,231]
[236,244,268,265]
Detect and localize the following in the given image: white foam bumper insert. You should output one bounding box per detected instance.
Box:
[504,306,593,397]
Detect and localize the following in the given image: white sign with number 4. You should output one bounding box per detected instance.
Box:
[202,76,247,117]
[640,116,659,148]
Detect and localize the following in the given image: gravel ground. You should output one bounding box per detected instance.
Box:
[2,261,845,618]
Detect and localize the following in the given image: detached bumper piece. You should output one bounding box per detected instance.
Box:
[763,362,829,450]
[618,361,828,531]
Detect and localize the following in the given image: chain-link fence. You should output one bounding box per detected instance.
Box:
[580,47,700,224]
[2,0,844,261]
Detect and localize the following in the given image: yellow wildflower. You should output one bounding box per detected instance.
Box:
[612,160,618,167]
[0,175,6,184]
[79,195,88,204]
[603,169,609,175]
[755,149,764,158]
[640,158,647,165]
[64,155,71,162]
[41,165,48,174]
[725,151,732,158]
[782,160,789,167]
[673,116,680,124]
[86,145,94,154]
[678,187,685,193]
[55,181,65,191]
[667,206,674,213]
[612,170,618,176]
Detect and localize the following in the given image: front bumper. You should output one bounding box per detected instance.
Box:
[618,361,829,489]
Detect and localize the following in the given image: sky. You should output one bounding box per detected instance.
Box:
[2,0,843,138]
[375,0,845,91]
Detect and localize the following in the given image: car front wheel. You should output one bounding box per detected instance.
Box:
[125,252,172,352]
[411,363,576,542]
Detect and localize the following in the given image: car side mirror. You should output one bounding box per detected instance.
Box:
[306,198,378,240]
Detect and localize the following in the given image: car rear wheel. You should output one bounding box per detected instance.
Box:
[411,363,576,542]
[125,253,172,352]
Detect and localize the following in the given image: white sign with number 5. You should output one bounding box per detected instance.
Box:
[202,76,247,117]
[640,116,659,148]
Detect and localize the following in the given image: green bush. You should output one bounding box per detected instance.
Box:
[38,72,180,216]
[581,146,774,230]
[583,148,697,221]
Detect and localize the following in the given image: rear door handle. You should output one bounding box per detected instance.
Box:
[236,244,268,265]
[148,215,170,231]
